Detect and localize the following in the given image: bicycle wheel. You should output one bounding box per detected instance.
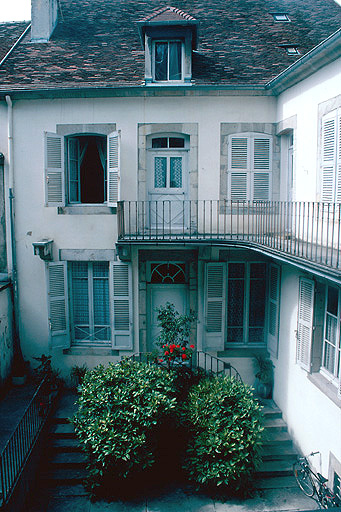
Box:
[293,461,315,497]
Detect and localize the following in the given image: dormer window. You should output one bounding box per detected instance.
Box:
[154,41,182,81]
[272,13,291,22]
[137,6,198,86]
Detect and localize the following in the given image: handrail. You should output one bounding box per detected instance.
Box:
[117,200,341,273]
[127,351,243,382]
[0,377,57,507]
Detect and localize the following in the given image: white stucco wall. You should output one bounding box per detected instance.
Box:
[272,264,341,479]
[277,57,341,202]
[2,93,276,376]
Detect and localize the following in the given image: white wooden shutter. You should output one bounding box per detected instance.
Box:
[204,262,226,351]
[267,263,280,358]
[230,173,248,201]
[47,262,70,349]
[107,130,121,206]
[230,137,248,169]
[321,112,336,202]
[44,132,65,206]
[253,137,271,200]
[297,278,314,371]
[110,261,133,349]
[253,173,270,200]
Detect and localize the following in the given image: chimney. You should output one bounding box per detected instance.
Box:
[31,0,58,42]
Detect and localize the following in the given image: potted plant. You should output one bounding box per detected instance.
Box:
[253,354,274,399]
[70,364,87,389]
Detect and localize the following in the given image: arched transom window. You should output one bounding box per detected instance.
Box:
[150,263,186,283]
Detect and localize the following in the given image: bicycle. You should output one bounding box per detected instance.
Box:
[293,451,341,509]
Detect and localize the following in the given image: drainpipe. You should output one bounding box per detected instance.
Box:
[5,95,25,375]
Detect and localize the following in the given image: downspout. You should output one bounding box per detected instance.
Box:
[5,95,25,375]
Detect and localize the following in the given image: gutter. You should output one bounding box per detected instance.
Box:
[0,23,31,69]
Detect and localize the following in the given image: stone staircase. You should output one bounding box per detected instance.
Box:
[41,393,300,498]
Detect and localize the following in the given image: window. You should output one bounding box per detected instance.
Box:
[67,135,107,204]
[153,41,183,82]
[272,13,291,22]
[228,133,272,201]
[44,131,120,207]
[204,261,279,351]
[285,47,300,55]
[322,286,341,379]
[47,261,132,350]
[70,262,110,345]
[321,109,341,203]
[150,136,187,191]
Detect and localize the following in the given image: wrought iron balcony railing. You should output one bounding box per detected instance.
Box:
[117,200,341,273]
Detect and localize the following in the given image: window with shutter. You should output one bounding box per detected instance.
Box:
[107,131,121,206]
[297,278,314,371]
[321,286,341,383]
[321,109,341,203]
[204,263,226,350]
[110,261,133,349]
[228,133,272,201]
[45,132,65,207]
[47,262,70,349]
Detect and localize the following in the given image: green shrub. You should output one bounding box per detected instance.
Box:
[72,359,177,496]
[182,376,264,493]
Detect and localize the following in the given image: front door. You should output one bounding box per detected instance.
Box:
[148,136,188,230]
[147,284,188,352]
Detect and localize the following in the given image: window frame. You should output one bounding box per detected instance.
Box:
[321,285,341,382]
[152,39,184,83]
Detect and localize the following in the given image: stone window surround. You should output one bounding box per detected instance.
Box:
[138,123,198,202]
[220,123,280,204]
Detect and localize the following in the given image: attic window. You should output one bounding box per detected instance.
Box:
[272,13,290,22]
[285,46,300,55]
[153,41,183,81]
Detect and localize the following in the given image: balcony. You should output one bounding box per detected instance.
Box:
[117,201,341,276]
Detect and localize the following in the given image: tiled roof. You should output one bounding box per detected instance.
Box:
[0,22,30,62]
[0,0,340,92]
[139,6,196,22]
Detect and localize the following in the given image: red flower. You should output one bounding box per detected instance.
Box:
[158,358,163,363]
[170,346,174,354]
[182,353,187,360]
[164,351,169,356]
[190,345,195,349]
[182,347,186,351]
[176,345,180,348]
[168,357,172,362]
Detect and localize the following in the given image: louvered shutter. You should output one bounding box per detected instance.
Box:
[204,263,226,350]
[107,131,121,206]
[253,137,271,200]
[229,136,249,200]
[336,112,341,204]
[110,261,133,349]
[321,113,336,202]
[230,173,248,201]
[297,278,314,371]
[44,132,65,206]
[267,264,280,358]
[47,262,70,349]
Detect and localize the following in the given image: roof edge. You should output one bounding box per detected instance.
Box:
[266,28,341,95]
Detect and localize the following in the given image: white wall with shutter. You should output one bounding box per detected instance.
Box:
[267,263,281,358]
[107,131,121,206]
[110,261,133,349]
[47,262,70,349]
[321,112,337,202]
[204,262,226,351]
[44,132,65,207]
[297,277,315,371]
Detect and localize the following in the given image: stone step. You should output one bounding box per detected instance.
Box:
[50,451,87,468]
[50,423,76,439]
[262,417,288,433]
[51,438,82,452]
[262,430,293,447]
[255,459,294,478]
[48,484,88,498]
[261,445,297,462]
[255,475,299,490]
[44,468,87,486]
[261,406,282,420]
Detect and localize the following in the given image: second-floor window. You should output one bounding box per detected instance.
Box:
[153,41,182,82]
[228,133,272,201]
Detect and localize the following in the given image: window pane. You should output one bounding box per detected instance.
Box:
[227,328,243,343]
[152,137,168,149]
[325,313,337,345]
[170,157,182,188]
[169,137,184,148]
[71,263,89,326]
[154,157,167,188]
[169,41,182,80]
[250,262,266,278]
[155,42,168,81]
[249,327,264,343]
[249,278,266,327]
[229,263,245,278]
[327,286,338,316]
[93,278,109,325]
[323,341,336,374]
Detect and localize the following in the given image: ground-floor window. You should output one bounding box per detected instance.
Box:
[322,285,341,379]
[70,261,110,345]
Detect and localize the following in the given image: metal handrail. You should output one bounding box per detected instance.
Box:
[117,200,341,272]
[0,377,57,506]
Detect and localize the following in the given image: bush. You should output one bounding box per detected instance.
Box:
[182,376,264,494]
[72,359,177,496]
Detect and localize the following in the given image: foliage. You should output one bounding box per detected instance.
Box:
[33,354,60,387]
[156,302,196,369]
[70,364,88,388]
[253,354,274,384]
[182,375,264,493]
[72,359,177,496]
